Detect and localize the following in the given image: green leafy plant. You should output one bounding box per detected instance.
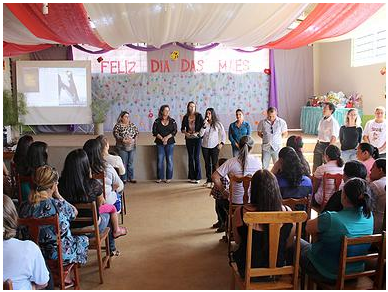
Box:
[91,94,115,124]
[3,90,28,126]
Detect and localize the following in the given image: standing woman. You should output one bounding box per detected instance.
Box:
[229,109,251,157]
[339,109,363,163]
[200,108,226,188]
[152,105,178,183]
[113,111,139,183]
[181,101,204,184]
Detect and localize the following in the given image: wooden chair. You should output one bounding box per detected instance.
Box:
[308,232,386,290]
[282,196,311,221]
[114,167,127,224]
[321,173,343,211]
[71,202,111,284]
[231,211,308,289]
[18,215,80,290]
[3,279,13,290]
[92,171,125,224]
[227,175,252,259]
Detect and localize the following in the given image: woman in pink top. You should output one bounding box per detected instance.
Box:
[356,142,380,178]
[313,145,344,207]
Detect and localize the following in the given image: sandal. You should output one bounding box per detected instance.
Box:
[110,250,121,257]
[113,226,128,239]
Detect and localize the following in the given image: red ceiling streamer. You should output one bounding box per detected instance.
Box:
[263,3,384,50]
[6,3,112,50]
[3,42,52,57]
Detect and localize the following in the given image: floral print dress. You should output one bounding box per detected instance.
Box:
[19,198,89,265]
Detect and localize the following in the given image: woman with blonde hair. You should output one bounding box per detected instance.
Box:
[339,109,363,162]
[3,195,50,290]
[19,165,89,268]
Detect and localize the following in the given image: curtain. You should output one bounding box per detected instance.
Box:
[6,3,111,49]
[264,3,384,49]
[83,3,308,48]
[3,42,52,57]
[274,46,314,129]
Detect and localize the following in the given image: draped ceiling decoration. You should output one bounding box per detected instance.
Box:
[2,3,385,57]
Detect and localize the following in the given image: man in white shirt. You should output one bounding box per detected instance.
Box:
[363,106,386,158]
[257,107,288,169]
[313,102,340,172]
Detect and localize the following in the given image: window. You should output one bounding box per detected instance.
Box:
[352,28,386,67]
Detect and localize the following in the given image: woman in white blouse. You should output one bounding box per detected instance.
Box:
[200,108,226,188]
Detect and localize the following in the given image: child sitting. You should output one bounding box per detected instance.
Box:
[210,158,229,233]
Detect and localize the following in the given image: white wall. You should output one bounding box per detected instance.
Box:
[313,39,386,115]
[3,58,12,90]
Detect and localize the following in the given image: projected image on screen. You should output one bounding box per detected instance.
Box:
[21,67,87,107]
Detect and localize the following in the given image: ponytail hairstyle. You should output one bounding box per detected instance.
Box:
[324,144,343,167]
[359,142,379,160]
[3,195,18,240]
[343,177,374,218]
[30,165,59,205]
[237,136,255,174]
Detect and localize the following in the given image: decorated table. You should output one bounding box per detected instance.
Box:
[300,106,363,135]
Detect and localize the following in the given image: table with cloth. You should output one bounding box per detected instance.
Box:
[300,106,363,135]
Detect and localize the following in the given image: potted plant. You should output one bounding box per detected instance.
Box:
[91,94,113,135]
[3,89,27,143]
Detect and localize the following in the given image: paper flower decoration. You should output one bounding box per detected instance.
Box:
[264,68,271,75]
[170,50,179,61]
[381,67,386,75]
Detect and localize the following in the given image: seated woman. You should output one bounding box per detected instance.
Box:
[19,165,89,268]
[300,177,374,283]
[13,134,34,176]
[58,149,126,257]
[356,142,379,179]
[232,169,294,280]
[212,135,261,205]
[83,139,124,208]
[96,135,126,177]
[369,158,386,233]
[286,135,311,176]
[313,145,344,207]
[272,147,312,200]
[3,194,50,290]
[18,141,49,202]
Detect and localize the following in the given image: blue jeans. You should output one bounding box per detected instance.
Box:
[118,147,136,181]
[157,144,174,180]
[99,213,116,252]
[341,149,357,163]
[262,146,279,169]
[185,138,202,180]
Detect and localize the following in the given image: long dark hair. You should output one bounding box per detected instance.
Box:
[343,177,374,218]
[158,105,170,119]
[186,101,197,116]
[13,135,34,175]
[59,149,93,203]
[286,135,311,175]
[237,136,254,174]
[83,139,105,174]
[26,141,48,175]
[359,143,379,160]
[374,158,386,174]
[205,107,219,129]
[250,169,282,212]
[278,147,304,187]
[325,145,344,167]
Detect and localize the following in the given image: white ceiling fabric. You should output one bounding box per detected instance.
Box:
[84,3,309,48]
[3,5,58,45]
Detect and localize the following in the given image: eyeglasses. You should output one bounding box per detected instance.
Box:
[270,126,273,134]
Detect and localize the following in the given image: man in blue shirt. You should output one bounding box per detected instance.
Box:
[228,109,251,157]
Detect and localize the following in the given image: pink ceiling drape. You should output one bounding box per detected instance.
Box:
[5,3,111,49]
[3,42,52,57]
[263,3,384,49]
